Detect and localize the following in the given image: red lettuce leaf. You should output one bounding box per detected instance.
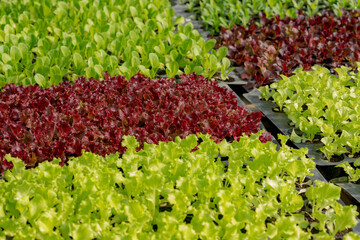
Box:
[0,73,269,172]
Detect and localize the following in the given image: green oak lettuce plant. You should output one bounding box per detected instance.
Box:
[0,132,358,239]
[260,65,360,161]
[336,159,360,182]
[260,64,360,183]
[0,0,231,88]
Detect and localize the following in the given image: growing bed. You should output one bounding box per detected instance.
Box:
[1,0,360,239]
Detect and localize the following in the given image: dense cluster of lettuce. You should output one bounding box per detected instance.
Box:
[216,10,360,86]
[260,65,360,185]
[181,0,359,34]
[0,73,271,172]
[0,133,358,239]
[1,0,360,238]
[260,65,360,161]
[0,0,230,87]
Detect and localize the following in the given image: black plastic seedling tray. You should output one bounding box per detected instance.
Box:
[171,1,211,38]
[222,67,248,85]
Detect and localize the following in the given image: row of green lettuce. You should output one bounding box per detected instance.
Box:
[3,0,356,88]
[181,0,360,34]
[1,132,359,239]
[260,65,360,182]
[0,0,232,88]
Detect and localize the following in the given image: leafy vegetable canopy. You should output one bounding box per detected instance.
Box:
[215,10,360,86]
[0,132,358,239]
[0,0,230,88]
[181,0,360,34]
[0,73,269,172]
[260,65,360,162]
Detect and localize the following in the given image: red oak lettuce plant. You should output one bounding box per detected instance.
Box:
[0,73,271,172]
[215,10,360,86]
